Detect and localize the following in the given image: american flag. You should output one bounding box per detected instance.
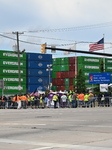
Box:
[89,38,104,52]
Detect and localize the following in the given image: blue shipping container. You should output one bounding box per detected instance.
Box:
[27,61,52,69]
[27,68,52,77]
[27,84,47,92]
[27,76,52,85]
[26,53,52,61]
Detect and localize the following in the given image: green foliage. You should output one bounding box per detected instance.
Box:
[74,69,87,94]
[100,58,104,72]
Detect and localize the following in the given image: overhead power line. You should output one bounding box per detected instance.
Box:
[26,21,112,33]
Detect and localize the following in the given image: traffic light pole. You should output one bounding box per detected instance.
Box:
[46,46,112,57]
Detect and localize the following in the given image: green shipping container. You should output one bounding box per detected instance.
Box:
[53,58,61,65]
[0,68,26,76]
[52,71,57,78]
[105,66,112,72]
[60,64,69,71]
[78,64,100,72]
[60,57,69,64]
[0,59,26,68]
[64,78,69,85]
[0,84,26,96]
[105,58,112,65]
[0,50,26,60]
[53,65,61,71]
[78,56,100,64]
[0,76,26,85]
[52,85,57,91]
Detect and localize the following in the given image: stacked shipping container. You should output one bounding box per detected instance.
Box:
[0,50,26,95]
[77,56,101,88]
[52,57,77,91]
[26,53,52,92]
[0,49,112,95]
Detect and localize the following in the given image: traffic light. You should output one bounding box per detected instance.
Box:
[41,43,46,53]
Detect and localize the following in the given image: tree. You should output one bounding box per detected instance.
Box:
[74,69,87,93]
[100,58,104,72]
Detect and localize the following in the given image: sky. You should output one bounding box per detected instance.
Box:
[0,0,112,58]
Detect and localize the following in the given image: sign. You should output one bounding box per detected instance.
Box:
[89,73,111,84]
[100,84,108,92]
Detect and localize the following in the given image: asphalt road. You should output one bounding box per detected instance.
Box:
[0,107,112,150]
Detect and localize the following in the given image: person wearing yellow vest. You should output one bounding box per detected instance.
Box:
[68,94,73,108]
[39,94,44,109]
[84,93,90,107]
[52,94,58,108]
[30,96,35,109]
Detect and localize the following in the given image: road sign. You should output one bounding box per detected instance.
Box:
[89,73,111,84]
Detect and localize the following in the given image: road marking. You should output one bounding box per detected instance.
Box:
[30,147,53,150]
[0,123,46,126]
[0,138,112,150]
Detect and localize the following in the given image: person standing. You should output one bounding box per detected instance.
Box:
[104,92,110,107]
[72,93,77,108]
[97,92,102,107]
[84,93,89,107]
[52,94,58,108]
[61,94,67,108]
[68,93,73,108]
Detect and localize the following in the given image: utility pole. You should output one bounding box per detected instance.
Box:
[12,31,24,95]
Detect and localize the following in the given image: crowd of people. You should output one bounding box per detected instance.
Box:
[0,91,111,109]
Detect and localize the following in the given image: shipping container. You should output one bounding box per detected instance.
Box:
[69,71,75,78]
[27,61,52,69]
[56,86,65,91]
[52,65,61,71]
[69,64,77,71]
[26,53,52,61]
[27,84,47,92]
[0,50,26,60]
[60,64,69,71]
[27,76,51,85]
[52,85,57,91]
[64,78,69,85]
[105,66,112,72]
[0,68,26,76]
[69,78,73,85]
[105,58,112,65]
[60,57,69,64]
[0,84,26,95]
[53,58,61,65]
[78,64,100,71]
[69,57,75,64]
[52,71,56,78]
[0,59,26,68]
[1,76,26,84]
[78,56,100,64]
[52,78,64,86]
[27,68,51,76]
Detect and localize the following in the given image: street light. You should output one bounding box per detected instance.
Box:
[46,64,52,90]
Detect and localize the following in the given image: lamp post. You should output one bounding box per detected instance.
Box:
[46,64,52,91]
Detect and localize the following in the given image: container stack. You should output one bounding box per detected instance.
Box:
[0,50,26,95]
[77,56,101,88]
[105,58,112,73]
[52,57,77,91]
[26,53,52,93]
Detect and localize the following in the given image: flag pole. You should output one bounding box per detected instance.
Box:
[103,34,105,72]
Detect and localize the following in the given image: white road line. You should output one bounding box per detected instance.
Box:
[30,147,53,150]
[0,123,46,126]
[0,138,112,150]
